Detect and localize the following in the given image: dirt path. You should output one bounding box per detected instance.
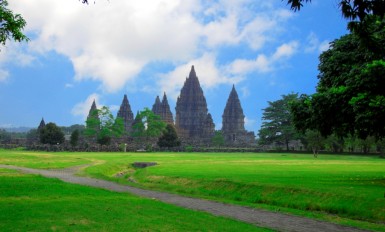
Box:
[0,164,368,232]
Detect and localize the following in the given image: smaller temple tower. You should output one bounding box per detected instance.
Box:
[87,100,99,121]
[117,94,134,133]
[221,85,255,146]
[152,93,174,125]
[37,118,46,133]
[86,100,100,131]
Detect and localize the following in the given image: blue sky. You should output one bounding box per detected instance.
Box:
[0,0,347,134]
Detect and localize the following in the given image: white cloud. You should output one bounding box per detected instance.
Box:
[240,86,250,98]
[0,70,9,82]
[244,116,256,131]
[0,42,35,83]
[305,32,329,53]
[272,41,299,60]
[227,41,298,76]
[71,93,101,120]
[227,54,271,75]
[8,1,298,92]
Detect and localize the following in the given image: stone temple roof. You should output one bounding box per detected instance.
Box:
[175,65,214,139]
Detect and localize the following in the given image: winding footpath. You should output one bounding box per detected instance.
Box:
[0,164,368,232]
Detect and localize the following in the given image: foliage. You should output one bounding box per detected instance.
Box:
[0,0,29,47]
[258,93,301,151]
[324,134,345,153]
[290,30,385,140]
[85,106,124,146]
[157,124,181,148]
[70,129,80,147]
[132,108,166,146]
[211,131,225,147]
[302,130,325,156]
[61,124,85,135]
[39,122,65,145]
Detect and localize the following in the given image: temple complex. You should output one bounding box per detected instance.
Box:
[117,94,134,133]
[152,93,174,125]
[221,85,255,145]
[175,66,215,142]
[84,65,255,147]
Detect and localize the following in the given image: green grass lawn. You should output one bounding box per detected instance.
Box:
[1,149,384,231]
[0,168,269,232]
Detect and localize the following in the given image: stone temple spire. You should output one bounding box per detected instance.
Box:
[161,92,174,125]
[152,95,162,116]
[117,94,134,132]
[221,85,255,145]
[37,118,46,132]
[152,93,174,125]
[222,85,245,132]
[175,65,215,140]
[87,100,99,121]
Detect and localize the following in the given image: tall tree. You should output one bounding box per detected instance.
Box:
[0,0,28,47]
[258,93,301,151]
[39,122,65,145]
[211,131,225,148]
[291,30,385,140]
[157,124,181,148]
[70,129,80,147]
[85,106,124,146]
[132,108,167,149]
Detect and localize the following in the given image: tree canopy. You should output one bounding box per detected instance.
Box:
[157,124,181,148]
[85,106,124,145]
[0,0,28,47]
[132,108,167,147]
[291,29,385,140]
[258,93,301,151]
[39,122,65,145]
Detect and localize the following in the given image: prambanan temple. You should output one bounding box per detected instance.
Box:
[87,65,255,146]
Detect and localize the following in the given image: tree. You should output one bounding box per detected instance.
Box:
[211,131,225,148]
[258,93,301,151]
[290,30,385,140]
[285,0,385,22]
[132,108,166,149]
[39,122,65,145]
[0,0,28,47]
[85,106,124,146]
[157,124,181,148]
[303,130,325,157]
[70,129,80,147]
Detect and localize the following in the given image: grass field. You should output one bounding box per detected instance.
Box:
[0,168,269,232]
[0,149,384,231]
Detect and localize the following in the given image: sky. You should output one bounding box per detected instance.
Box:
[0,0,348,134]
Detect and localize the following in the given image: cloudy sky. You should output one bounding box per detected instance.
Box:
[0,0,347,134]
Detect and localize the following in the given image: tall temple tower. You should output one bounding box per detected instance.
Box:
[221,85,255,145]
[161,93,174,125]
[175,65,215,141]
[87,100,99,121]
[152,93,174,125]
[117,94,134,133]
[37,118,46,133]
